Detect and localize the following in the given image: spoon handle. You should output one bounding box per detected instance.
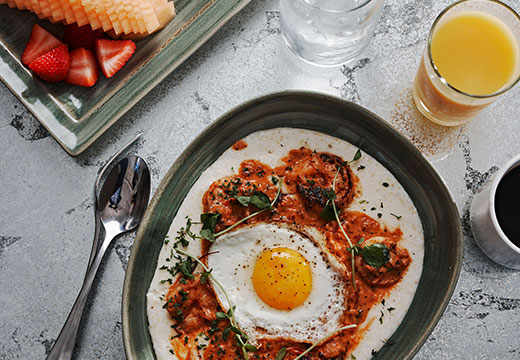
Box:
[46,232,114,360]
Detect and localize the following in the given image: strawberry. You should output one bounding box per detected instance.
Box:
[95,39,136,78]
[63,24,104,50]
[29,45,71,82]
[66,48,99,87]
[22,24,63,65]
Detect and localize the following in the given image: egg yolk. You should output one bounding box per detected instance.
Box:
[252,247,312,310]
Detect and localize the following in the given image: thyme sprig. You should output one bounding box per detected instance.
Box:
[274,324,357,360]
[320,149,390,289]
[210,178,283,239]
[176,249,256,360]
[328,151,360,289]
[168,179,283,360]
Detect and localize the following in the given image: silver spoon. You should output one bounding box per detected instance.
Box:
[46,154,151,360]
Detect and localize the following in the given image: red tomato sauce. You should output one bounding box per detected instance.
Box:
[166,147,412,359]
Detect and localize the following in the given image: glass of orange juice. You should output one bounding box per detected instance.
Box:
[413,0,520,126]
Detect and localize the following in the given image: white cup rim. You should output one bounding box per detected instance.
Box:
[488,153,520,255]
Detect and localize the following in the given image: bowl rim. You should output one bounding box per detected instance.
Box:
[122,90,463,360]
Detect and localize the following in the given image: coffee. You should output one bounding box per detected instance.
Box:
[494,165,520,248]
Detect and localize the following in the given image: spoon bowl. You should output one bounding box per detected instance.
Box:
[99,155,151,233]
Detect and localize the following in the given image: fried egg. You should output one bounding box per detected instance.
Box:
[207,223,349,344]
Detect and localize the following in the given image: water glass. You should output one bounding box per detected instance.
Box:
[280,0,385,66]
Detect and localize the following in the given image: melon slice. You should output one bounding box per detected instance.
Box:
[139,0,160,33]
[79,0,102,30]
[39,0,53,19]
[68,0,89,26]
[108,0,175,39]
[49,0,66,22]
[92,0,113,32]
[120,0,139,34]
[17,0,30,10]
[30,0,43,17]
[131,0,147,34]
[113,0,133,34]
[151,0,175,27]
[24,0,36,11]
[104,0,124,34]
[59,0,77,24]
[12,0,27,10]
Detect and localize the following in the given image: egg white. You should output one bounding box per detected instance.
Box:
[207,222,349,344]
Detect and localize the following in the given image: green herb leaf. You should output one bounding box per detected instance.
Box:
[235,195,251,207]
[351,354,357,360]
[200,269,212,284]
[200,213,221,241]
[275,347,287,360]
[244,344,258,352]
[250,191,272,209]
[223,326,243,341]
[352,149,362,162]
[200,213,221,231]
[271,176,279,185]
[176,257,195,279]
[322,188,336,201]
[320,202,336,221]
[216,311,229,320]
[200,228,216,242]
[361,243,390,268]
[222,326,232,341]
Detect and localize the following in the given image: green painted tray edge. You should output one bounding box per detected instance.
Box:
[0,0,251,156]
[122,90,463,360]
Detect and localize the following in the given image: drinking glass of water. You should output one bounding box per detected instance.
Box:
[280,0,385,66]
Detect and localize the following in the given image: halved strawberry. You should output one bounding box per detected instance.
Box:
[63,24,104,50]
[29,45,71,82]
[66,48,99,87]
[22,24,63,65]
[95,39,135,78]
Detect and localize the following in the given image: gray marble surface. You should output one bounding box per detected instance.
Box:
[1,0,520,359]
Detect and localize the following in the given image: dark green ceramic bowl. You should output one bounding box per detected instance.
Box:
[122,91,463,359]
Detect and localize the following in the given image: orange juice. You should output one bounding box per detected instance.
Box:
[413,0,520,126]
[431,11,519,95]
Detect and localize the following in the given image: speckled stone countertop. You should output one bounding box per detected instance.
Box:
[1,0,520,359]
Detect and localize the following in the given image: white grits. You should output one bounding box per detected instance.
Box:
[146,128,424,360]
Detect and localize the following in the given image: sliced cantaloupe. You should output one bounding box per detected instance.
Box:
[119,0,136,33]
[48,0,66,22]
[113,0,133,34]
[30,0,43,17]
[108,0,175,38]
[58,0,77,24]
[151,0,175,28]
[67,0,89,26]
[120,0,139,34]
[131,0,147,34]
[60,0,88,26]
[139,0,160,34]
[12,0,27,10]
[104,0,124,34]
[39,0,53,19]
[92,0,113,32]
[79,0,102,30]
